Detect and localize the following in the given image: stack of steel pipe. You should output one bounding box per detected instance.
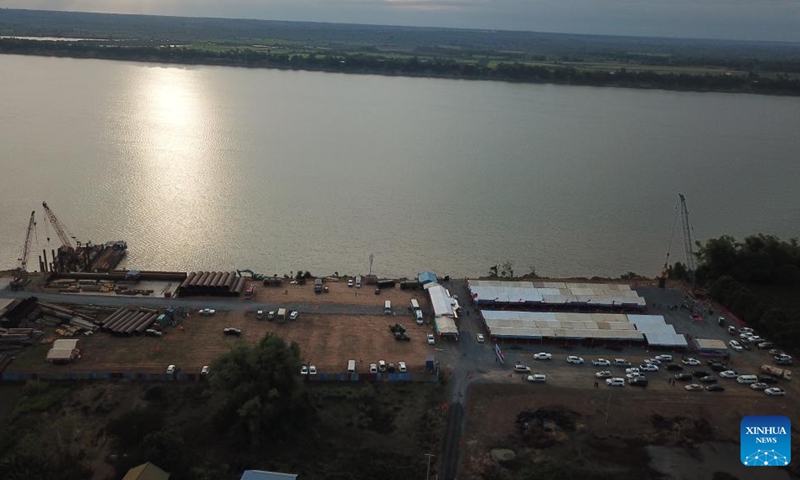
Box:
[177,270,241,297]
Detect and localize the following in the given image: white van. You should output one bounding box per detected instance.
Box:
[736,375,758,384]
[355,276,362,288]
[415,310,424,325]
[410,299,420,310]
[347,360,356,373]
[384,300,392,315]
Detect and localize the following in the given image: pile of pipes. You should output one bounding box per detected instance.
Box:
[100,307,159,336]
[0,327,45,357]
[38,302,100,332]
[177,271,246,297]
[87,241,127,272]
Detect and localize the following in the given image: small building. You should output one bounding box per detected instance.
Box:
[694,338,729,357]
[418,271,437,285]
[122,462,170,480]
[240,471,297,480]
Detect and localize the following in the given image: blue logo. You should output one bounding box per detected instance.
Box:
[741,416,791,466]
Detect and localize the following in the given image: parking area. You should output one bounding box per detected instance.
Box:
[252,279,431,311]
[7,309,439,376]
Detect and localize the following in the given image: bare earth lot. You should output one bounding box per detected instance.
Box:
[252,279,430,310]
[462,383,798,480]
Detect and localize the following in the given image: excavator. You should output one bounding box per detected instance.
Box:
[237,269,268,281]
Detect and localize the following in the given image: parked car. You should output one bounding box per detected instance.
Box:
[201,366,210,375]
[643,358,661,365]
[765,388,787,396]
[223,327,242,336]
[769,349,785,356]
[267,310,276,320]
[526,374,547,383]
[199,308,216,316]
[775,353,793,361]
[300,365,309,375]
[750,382,769,390]
[166,365,177,374]
[706,384,725,392]
[514,363,532,373]
[289,310,299,321]
[606,378,625,387]
[567,356,585,364]
[758,375,778,384]
[347,279,354,287]
[625,367,641,375]
[592,358,611,366]
[628,377,648,387]
[476,333,485,343]
[639,363,659,372]
[674,373,693,381]
[427,334,436,345]
[533,352,553,360]
[757,341,775,349]
[775,358,794,366]
[729,340,743,351]
[369,363,378,373]
[398,362,407,373]
[256,310,264,320]
[388,363,396,373]
[682,358,701,366]
[309,365,317,375]
[685,383,703,391]
[709,363,728,372]
[654,354,673,362]
[613,358,631,367]
[595,371,613,378]
[699,376,718,384]
[719,370,739,379]
[145,329,162,337]
[665,364,684,372]
[692,370,710,378]
[378,360,387,372]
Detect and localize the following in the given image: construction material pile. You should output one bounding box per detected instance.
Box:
[100,307,159,335]
[177,271,246,297]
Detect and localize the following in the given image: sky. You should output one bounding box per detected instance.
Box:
[1,0,800,42]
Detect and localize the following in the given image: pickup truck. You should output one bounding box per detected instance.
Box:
[761,365,792,380]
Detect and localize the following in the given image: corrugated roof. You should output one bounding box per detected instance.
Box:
[428,285,454,317]
[435,316,458,335]
[122,462,170,480]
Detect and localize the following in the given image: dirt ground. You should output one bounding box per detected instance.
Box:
[462,383,799,480]
[8,309,437,375]
[252,278,431,309]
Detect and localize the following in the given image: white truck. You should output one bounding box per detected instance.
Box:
[761,364,792,380]
[277,308,287,323]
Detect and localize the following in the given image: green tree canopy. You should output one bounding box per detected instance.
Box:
[696,234,800,285]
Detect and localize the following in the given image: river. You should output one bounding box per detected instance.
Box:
[1,54,799,278]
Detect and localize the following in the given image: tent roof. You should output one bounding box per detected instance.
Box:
[122,462,170,480]
[428,285,454,317]
[435,316,458,336]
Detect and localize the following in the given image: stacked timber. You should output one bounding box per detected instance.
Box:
[102,307,159,335]
[177,271,243,297]
[0,327,45,346]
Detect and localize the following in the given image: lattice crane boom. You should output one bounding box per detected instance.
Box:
[18,210,36,271]
[42,201,74,249]
[678,193,695,273]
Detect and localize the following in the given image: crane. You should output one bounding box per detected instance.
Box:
[17,211,36,272]
[42,201,74,250]
[678,193,696,273]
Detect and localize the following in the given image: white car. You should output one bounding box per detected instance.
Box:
[719,370,739,379]
[398,361,407,373]
[200,366,210,375]
[750,383,769,390]
[595,371,613,378]
[625,367,641,375]
[606,378,625,387]
[765,388,787,396]
[427,334,436,345]
[592,358,611,366]
[347,279,354,287]
[654,354,673,362]
[526,374,547,383]
[566,356,584,364]
[729,340,743,351]
[644,358,661,365]
[369,363,378,374]
[199,308,216,316]
[639,363,659,372]
[309,365,317,375]
[476,333,485,343]
[514,363,532,373]
[289,310,299,321]
[613,358,631,367]
[685,383,703,391]
[533,352,553,360]
[626,372,644,380]
[300,365,309,375]
[166,364,177,374]
[682,358,701,366]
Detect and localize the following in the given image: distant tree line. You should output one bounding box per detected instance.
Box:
[695,234,800,352]
[2,39,800,96]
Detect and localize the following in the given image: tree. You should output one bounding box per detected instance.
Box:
[488,265,498,278]
[667,262,688,280]
[210,333,316,447]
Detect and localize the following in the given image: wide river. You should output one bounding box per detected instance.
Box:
[1,54,799,279]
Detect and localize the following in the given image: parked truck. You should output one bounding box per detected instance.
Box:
[761,364,792,380]
[314,278,323,293]
[277,308,287,324]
